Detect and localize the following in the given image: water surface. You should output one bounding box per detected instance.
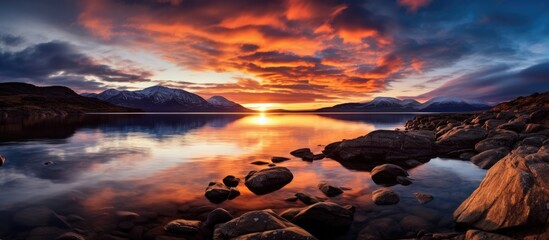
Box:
[0,113,486,239]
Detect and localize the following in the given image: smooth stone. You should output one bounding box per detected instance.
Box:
[163,219,201,234]
[436,126,487,154]
[250,161,270,165]
[497,121,526,133]
[271,156,290,163]
[404,159,422,167]
[280,208,302,220]
[396,176,413,186]
[284,197,298,202]
[118,221,134,231]
[372,188,400,205]
[523,123,545,134]
[203,208,233,229]
[318,182,343,197]
[222,175,239,187]
[290,148,312,158]
[371,164,409,185]
[44,161,54,166]
[268,163,276,167]
[244,167,293,195]
[414,192,434,204]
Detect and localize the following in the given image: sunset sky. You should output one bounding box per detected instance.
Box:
[0,0,548,110]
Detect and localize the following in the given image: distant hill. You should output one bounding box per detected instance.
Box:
[83,86,252,112]
[490,92,549,112]
[317,96,491,112]
[0,82,136,119]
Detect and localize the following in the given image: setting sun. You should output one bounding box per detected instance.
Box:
[243,103,275,112]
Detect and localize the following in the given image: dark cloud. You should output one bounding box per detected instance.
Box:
[0,34,24,46]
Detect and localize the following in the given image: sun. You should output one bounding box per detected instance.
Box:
[258,106,268,112]
[244,103,276,112]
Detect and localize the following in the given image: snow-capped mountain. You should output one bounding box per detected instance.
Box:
[317,96,491,112]
[207,96,240,107]
[83,86,251,112]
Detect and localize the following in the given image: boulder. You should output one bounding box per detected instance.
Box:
[464,230,515,240]
[470,147,509,169]
[529,108,549,124]
[454,147,549,232]
[205,182,240,203]
[271,156,290,163]
[295,193,321,205]
[404,159,422,167]
[483,119,506,130]
[290,148,313,158]
[325,130,435,163]
[303,153,325,161]
[318,182,343,197]
[436,126,487,154]
[523,124,545,134]
[496,112,515,121]
[370,164,409,185]
[396,176,413,185]
[222,175,239,187]
[164,219,201,234]
[459,151,476,160]
[289,202,354,233]
[213,209,316,240]
[244,167,293,195]
[372,188,400,205]
[497,121,526,133]
[414,192,434,204]
[471,113,495,124]
[517,136,545,148]
[475,131,518,152]
[204,208,233,229]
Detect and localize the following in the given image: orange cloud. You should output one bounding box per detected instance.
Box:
[398,0,432,12]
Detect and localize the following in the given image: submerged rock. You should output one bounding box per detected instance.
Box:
[213,209,317,240]
[164,219,201,234]
[288,202,354,234]
[372,188,400,205]
[358,217,403,240]
[318,182,343,197]
[244,167,293,195]
[414,192,434,204]
[370,164,409,185]
[222,175,239,187]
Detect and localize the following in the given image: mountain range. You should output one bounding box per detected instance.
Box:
[317,96,491,112]
[83,86,251,112]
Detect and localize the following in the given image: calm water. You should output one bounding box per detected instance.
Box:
[0,113,486,239]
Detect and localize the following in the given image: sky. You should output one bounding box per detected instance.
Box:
[0,0,548,110]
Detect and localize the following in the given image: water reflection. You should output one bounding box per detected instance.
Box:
[0,113,485,239]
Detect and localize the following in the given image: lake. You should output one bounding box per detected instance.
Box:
[0,113,486,240]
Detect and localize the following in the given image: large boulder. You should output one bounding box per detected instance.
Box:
[497,121,526,133]
[213,210,316,240]
[370,164,409,185]
[324,130,435,163]
[245,167,293,195]
[470,147,509,169]
[436,126,487,154]
[475,130,518,152]
[287,202,354,234]
[454,146,549,233]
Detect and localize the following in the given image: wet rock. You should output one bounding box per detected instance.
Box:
[497,121,526,133]
[204,208,233,229]
[250,161,270,165]
[464,230,515,240]
[470,147,509,169]
[289,202,354,233]
[523,123,546,134]
[436,126,487,154]
[371,164,409,185]
[56,232,86,240]
[414,192,434,204]
[325,130,435,163]
[295,193,320,205]
[432,232,462,239]
[357,217,403,240]
[27,227,66,240]
[271,156,290,163]
[290,148,313,158]
[454,147,549,232]
[205,182,239,203]
[400,215,433,232]
[12,207,69,228]
[0,154,5,166]
[372,188,400,205]
[213,209,316,240]
[244,167,293,195]
[318,182,343,197]
[164,219,201,234]
[222,175,239,187]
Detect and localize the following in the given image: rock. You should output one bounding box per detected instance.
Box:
[357,217,403,240]
[27,227,66,240]
[372,188,400,205]
[205,182,239,203]
[325,130,435,163]
[483,119,506,130]
[464,230,515,240]
[436,126,487,154]
[318,182,343,197]
[303,153,325,161]
[290,148,313,158]
[295,193,320,205]
[518,136,545,148]
[475,130,518,152]
[56,232,86,240]
[459,151,476,160]
[472,113,495,124]
[396,176,413,185]
[222,175,239,187]
[470,147,509,169]
[0,155,5,166]
[271,156,290,163]
[164,219,201,234]
[250,161,270,165]
[213,209,316,240]
[529,108,549,124]
[115,211,140,220]
[414,192,434,204]
[280,208,302,220]
[289,202,354,233]
[244,167,293,195]
[454,147,549,232]
[12,207,69,228]
[497,121,526,133]
[204,208,233,229]
[523,123,545,134]
[496,112,515,121]
[371,164,409,185]
[268,163,276,167]
[400,215,433,232]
